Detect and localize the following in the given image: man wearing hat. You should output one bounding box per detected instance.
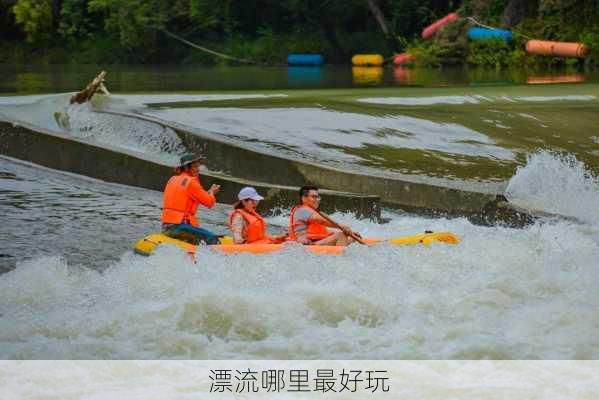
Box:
[161,153,221,245]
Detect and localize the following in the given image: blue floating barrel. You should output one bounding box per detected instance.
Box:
[468,27,513,42]
[287,67,323,86]
[287,54,324,66]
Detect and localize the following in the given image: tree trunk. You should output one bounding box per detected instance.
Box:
[51,0,63,31]
[366,0,402,52]
[319,19,348,62]
[314,4,347,62]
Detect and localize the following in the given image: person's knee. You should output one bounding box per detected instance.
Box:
[195,227,219,245]
[334,232,349,246]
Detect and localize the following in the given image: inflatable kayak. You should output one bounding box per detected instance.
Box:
[134,231,460,257]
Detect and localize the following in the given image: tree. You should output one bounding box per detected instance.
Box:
[502,0,538,26]
[12,0,54,43]
[0,0,19,39]
[366,0,402,51]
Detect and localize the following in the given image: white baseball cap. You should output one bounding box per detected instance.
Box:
[238,186,264,201]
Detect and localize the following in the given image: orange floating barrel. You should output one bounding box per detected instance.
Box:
[393,52,416,65]
[422,12,459,40]
[527,74,585,84]
[525,40,588,58]
[351,54,384,66]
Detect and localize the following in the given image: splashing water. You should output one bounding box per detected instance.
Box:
[1,210,598,360]
[506,151,599,224]
[0,95,186,165]
[65,103,186,164]
[1,155,599,359]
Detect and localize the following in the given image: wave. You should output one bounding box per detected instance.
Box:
[506,151,599,224]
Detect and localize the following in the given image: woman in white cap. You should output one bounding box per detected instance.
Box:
[229,187,287,244]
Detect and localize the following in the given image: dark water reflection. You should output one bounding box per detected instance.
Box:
[0,64,596,94]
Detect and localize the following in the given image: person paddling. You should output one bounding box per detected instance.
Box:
[229,187,287,244]
[289,186,359,246]
[161,153,221,245]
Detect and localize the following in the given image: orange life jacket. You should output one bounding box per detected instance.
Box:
[289,205,332,242]
[162,173,200,227]
[228,209,272,244]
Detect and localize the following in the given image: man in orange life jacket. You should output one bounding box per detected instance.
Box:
[289,186,357,246]
[162,153,221,245]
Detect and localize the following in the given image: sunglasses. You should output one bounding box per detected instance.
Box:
[306,194,321,200]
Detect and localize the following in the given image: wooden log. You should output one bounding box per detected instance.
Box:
[69,71,110,104]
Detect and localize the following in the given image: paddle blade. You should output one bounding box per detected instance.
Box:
[426,232,460,245]
[388,231,460,246]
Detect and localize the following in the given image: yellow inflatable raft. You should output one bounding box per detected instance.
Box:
[134,231,460,258]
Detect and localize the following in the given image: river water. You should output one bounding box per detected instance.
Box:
[1,151,598,359]
[0,65,598,359]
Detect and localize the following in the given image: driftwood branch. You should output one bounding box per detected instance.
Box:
[70,71,110,104]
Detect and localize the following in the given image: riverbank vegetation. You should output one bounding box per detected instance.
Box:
[0,0,597,68]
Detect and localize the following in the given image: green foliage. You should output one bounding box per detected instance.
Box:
[0,0,598,66]
[460,0,510,24]
[12,0,53,43]
[406,17,469,67]
[581,30,599,68]
[467,39,513,68]
[88,0,169,52]
[388,0,446,39]
[58,0,100,45]
[406,40,442,67]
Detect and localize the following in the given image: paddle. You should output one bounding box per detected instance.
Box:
[314,212,460,246]
[315,210,367,245]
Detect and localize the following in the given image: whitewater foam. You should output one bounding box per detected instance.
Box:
[357,95,484,106]
[516,95,597,102]
[1,212,598,359]
[506,151,599,224]
[65,103,186,164]
[111,93,288,109]
[144,107,514,162]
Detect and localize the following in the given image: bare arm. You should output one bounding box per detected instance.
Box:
[231,213,246,244]
[308,211,355,236]
[307,212,333,226]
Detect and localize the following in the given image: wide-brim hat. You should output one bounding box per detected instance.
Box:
[179,153,204,167]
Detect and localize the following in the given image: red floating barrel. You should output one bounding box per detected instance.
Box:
[422,12,459,40]
[393,53,416,65]
[525,40,588,58]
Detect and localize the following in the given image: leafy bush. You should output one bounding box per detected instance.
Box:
[467,39,513,68]
[581,30,599,68]
[406,40,442,67]
[12,0,53,43]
